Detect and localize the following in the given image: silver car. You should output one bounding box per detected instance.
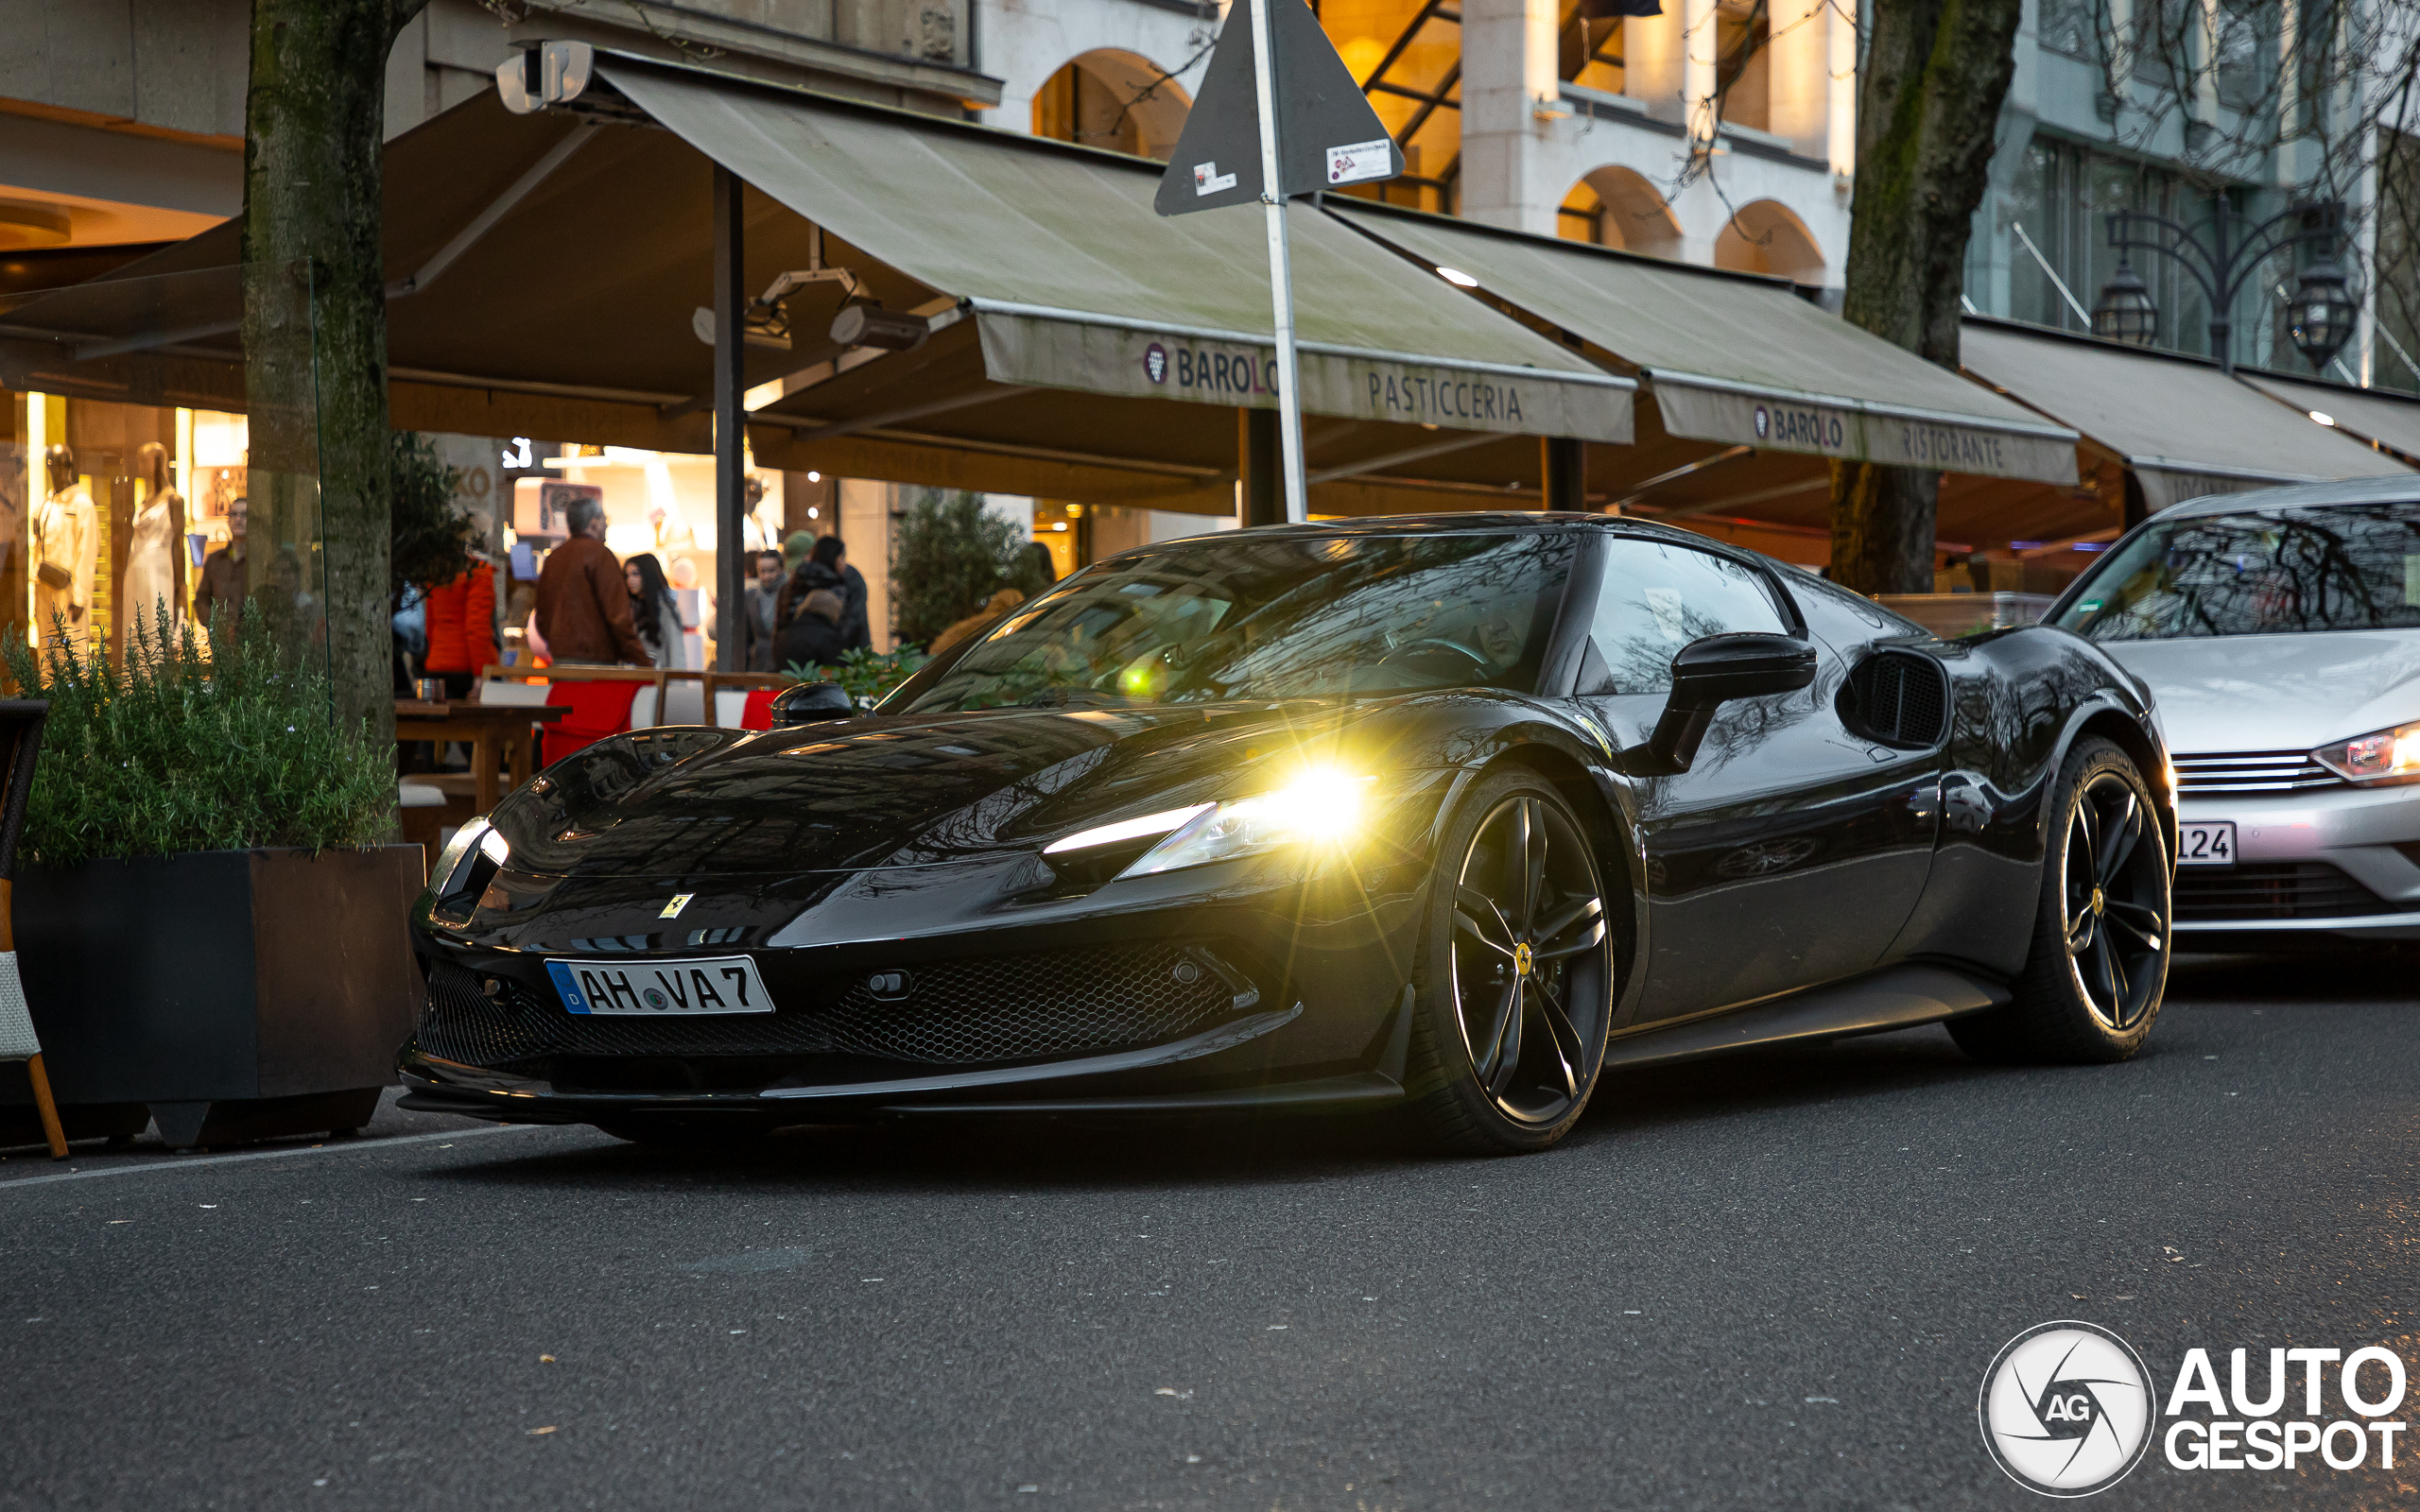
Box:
[2048,476,2420,948]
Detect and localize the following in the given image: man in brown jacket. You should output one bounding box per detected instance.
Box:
[534,498,648,665]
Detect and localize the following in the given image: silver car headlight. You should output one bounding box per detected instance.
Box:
[2312,720,2420,783]
[428,816,509,902]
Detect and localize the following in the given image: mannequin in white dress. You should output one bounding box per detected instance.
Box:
[121,442,183,647]
[32,445,95,648]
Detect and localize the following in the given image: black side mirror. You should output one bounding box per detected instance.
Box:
[1620,632,1816,776]
[769,681,856,727]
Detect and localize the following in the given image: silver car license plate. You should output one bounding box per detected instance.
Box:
[2177,820,2237,868]
[545,956,773,1015]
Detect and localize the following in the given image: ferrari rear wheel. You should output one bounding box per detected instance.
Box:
[1950,738,2170,1065]
[1402,769,1616,1154]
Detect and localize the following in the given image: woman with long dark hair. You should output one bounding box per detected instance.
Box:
[623,552,679,669]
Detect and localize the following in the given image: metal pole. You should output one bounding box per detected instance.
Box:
[711,163,747,671]
[1245,0,1308,524]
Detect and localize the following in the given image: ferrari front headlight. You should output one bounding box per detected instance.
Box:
[2312,720,2420,783]
[1119,766,1373,878]
[428,817,509,905]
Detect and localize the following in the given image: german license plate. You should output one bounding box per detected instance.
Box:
[545,955,773,1016]
[2177,820,2237,868]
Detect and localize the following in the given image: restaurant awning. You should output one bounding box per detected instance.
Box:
[1958,318,2411,511]
[588,58,1637,465]
[2237,370,2420,467]
[1320,200,2082,486]
[0,51,1635,518]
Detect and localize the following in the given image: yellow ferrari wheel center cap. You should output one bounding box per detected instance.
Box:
[2090,886,2105,916]
[1512,941,1534,976]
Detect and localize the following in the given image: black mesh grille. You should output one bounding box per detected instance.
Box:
[816,946,1240,1062]
[416,943,1250,1072]
[2174,862,2396,921]
[1841,652,1948,747]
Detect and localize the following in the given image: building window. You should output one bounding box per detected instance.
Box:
[2039,0,2101,60]
[1714,0,1771,132]
[2215,0,2280,112]
[2378,129,2420,393]
[1974,135,2299,369]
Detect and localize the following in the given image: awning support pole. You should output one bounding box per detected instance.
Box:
[1247,0,1307,524]
[1544,438,1586,512]
[712,163,747,673]
[1239,409,1285,526]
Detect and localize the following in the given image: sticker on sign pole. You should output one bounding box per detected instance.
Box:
[1325,139,1393,185]
[1194,161,1239,197]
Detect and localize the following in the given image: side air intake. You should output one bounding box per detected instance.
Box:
[1840,651,1949,747]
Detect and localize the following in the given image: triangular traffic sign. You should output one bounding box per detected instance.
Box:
[1153,0,1403,217]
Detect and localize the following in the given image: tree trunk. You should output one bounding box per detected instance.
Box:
[1827,0,2025,594]
[242,0,424,743]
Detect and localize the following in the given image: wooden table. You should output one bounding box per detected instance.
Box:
[395,700,566,812]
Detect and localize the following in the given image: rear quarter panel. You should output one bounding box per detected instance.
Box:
[1894,625,2162,977]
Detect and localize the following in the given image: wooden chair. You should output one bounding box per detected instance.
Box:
[0,701,64,1159]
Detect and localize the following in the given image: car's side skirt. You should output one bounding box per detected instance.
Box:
[1600,963,2010,1071]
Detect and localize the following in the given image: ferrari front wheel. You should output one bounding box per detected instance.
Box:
[1402,769,1616,1154]
[1950,737,2170,1064]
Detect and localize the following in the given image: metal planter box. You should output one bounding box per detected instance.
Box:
[6,846,424,1147]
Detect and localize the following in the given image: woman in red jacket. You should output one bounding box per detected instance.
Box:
[420,558,498,701]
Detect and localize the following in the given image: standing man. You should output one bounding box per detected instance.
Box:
[534,498,648,665]
[193,495,248,634]
[812,536,873,652]
[740,550,784,671]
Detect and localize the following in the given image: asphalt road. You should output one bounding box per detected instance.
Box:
[2,954,2413,1511]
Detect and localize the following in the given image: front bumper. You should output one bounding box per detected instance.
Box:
[2175,779,2420,940]
[402,842,1432,1123]
[396,1000,1415,1124]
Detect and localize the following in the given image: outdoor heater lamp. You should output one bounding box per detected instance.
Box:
[830,301,929,352]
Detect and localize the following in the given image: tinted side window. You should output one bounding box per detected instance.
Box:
[1588,541,1789,694]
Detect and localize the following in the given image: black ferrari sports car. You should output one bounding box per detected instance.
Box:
[401,514,2177,1153]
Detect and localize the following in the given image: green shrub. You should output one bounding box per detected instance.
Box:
[889,490,1053,646]
[780,645,930,706]
[4,609,399,868]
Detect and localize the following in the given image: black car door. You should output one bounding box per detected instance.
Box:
[1571,539,1942,1021]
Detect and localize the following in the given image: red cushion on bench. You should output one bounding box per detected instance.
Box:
[544,679,643,765]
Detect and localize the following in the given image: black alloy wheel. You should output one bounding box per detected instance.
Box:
[2063,769,2168,1032]
[1405,770,1616,1152]
[1951,738,2170,1064]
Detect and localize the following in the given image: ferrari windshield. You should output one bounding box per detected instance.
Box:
[890,530,1577,713]
[2055,501,2420,641]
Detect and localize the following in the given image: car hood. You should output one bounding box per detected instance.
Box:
[486,696,1482,880]
[2097,631,2420,752]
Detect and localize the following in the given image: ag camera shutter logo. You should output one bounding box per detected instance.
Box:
[1979,1321,2155,1497]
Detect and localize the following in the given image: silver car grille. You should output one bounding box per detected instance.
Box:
[2170,750,2341,794]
